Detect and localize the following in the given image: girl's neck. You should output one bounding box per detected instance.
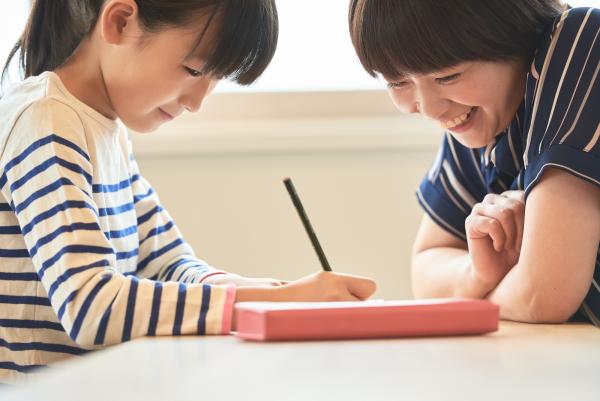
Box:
[54,35,118,121]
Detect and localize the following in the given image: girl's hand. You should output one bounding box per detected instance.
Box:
[465,190,525,291]
[202,272,287,287]
[235,271,377,303]
[231,271,376,331]
[272,271,376,301]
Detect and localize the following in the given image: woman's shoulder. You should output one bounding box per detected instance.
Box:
[546,6,597,58]
[552,6,599,35]
[560,6,600,24]
[554,6,599,44]
[531,6,598,76]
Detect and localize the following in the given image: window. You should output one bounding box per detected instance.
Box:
[1,1,597,93]
[216,0,385,93]
[218,0,598,93]
[0,1,29,89]
[1,1,597,155]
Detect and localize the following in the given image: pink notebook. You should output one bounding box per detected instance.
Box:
[234,298,499,341]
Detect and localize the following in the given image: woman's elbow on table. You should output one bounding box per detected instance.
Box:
[516,283,585,324]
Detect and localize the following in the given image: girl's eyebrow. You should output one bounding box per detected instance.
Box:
[184,53,208,63]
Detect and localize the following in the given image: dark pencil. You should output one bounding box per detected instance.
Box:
[283,177,332,272]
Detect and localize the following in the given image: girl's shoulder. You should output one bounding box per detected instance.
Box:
[1,72,86,130]
[0,72,123,163]
[0,72,86,153]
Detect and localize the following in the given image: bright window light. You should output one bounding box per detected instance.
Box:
[216,0,384,93]
[0,2,29,89]
[1,1,597,93]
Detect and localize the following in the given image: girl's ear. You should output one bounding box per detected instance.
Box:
[99,0,140,45]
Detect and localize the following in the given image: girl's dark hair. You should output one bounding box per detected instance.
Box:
[2,0,277,85]
[349,0,564,78]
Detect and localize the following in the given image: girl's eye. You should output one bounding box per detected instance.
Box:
[436,73,461,84]
[184,66,203,77]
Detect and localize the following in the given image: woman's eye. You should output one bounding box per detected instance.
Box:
[436,73,461,84]
[387,81,407,89]
[184,66,203,77]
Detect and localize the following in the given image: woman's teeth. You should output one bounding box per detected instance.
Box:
[442,107,474,129]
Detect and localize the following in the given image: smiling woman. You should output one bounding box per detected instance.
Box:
[381,60,527,149]
[350,0,600,325]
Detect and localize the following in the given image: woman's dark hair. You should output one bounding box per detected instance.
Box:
[349,0,564,78]
[2,0,277,85]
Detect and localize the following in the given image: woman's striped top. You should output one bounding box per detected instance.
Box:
[0,71,235,382]
[417,7,600,325]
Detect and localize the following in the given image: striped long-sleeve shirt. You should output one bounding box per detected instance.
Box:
[417,7,599,325]
[0,71,235,382]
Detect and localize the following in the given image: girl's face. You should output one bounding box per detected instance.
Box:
[101,15,220,133]
[385,60,527,148]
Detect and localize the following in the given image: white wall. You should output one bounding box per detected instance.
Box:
[132,90,441,299]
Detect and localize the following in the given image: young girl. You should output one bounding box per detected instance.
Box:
[350,0,599,325]
[0,0,376,382]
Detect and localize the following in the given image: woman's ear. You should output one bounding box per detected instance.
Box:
[99,0,140,45]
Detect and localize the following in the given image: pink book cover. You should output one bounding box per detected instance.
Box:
[234,298,499,341]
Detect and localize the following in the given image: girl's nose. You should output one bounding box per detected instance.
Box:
[181,91,206,113]
[181,78,216,113]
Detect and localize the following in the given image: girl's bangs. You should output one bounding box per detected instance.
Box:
[201,0,278,85]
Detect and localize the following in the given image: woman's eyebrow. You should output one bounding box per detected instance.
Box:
[435,64,468,75]
[386,73,409,82]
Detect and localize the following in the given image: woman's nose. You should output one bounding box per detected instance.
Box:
[415,90,446,121]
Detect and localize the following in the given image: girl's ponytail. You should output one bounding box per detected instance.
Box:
[2,0,103,82]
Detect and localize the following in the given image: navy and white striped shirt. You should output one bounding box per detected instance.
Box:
[417,7,600,325]
[0,71,235,382]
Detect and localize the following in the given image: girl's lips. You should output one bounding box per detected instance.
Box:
[159,108,174,121]
[447,107,477,134]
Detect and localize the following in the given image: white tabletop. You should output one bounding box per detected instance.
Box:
[3,322,600,401]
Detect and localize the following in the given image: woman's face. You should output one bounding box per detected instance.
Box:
[386,60,527,148]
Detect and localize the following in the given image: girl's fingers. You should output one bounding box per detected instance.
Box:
[343,275,377,300]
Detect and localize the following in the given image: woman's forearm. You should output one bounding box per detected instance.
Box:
[412,249,538,320]
[411,247,497,299]
[486,262,581,324]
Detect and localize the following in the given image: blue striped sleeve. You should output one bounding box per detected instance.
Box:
[417,133,488,240]
[0,100,234,349]
[125,138,225,283]
[520,7,600,327]
[522,7,600,194]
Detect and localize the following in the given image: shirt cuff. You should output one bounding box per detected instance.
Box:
[220,285,236,334]
[198,271,228,283]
